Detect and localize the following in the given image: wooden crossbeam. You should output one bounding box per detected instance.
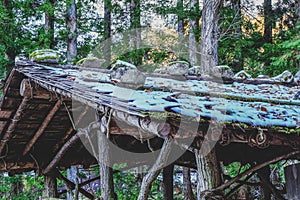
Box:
[55,170,95,199]
[22,100,62,156]
[0,97,29,155]
[20,79,55,99]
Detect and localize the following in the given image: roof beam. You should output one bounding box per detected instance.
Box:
[22,100,62,156]
[0,97,29,155]
[20,79,56,99]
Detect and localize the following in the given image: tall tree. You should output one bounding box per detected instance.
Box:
[66,0,77,62]
[103,0,112,63]
[44,0,55,48]
[200,0,223,73]
[177,0,184,36]
[130,0,142,64]
[189,0,199,66]
[263,0,272,43]
[183,167,196,200]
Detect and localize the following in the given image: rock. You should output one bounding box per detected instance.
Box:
[29,49,61,64]
[111,60,136,70]
[188,66,201,76]
[234,70,252,80]
[271,70,293,83]
[211,65,234,79]
[110,60,145,88]
[154,61,190,76]
[294,70,300,85]
[77,57,106,68]
[257,75,270,79]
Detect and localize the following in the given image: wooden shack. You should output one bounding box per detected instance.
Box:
[0,59,299,199]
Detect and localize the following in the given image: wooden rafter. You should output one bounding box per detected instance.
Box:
[43,121,101,174]
[0,97,29,155]
[52,105,89,153]
[22,100,62,156]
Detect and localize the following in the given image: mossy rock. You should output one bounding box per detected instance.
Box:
[211,65,234,79]
[29,49,61,63]
[294,70,300,85]
[234,70,252,80]
[271,70,293,83]
[77,57,106,68]
[154,60,189,76]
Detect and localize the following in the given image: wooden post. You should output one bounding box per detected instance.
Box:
[137,136,174,200]
[163,164,174,200]
[183,167,196,200]
[43,174,58,198]
[284,163,300,200]
[195,147,222,200]
[98,117,117,200]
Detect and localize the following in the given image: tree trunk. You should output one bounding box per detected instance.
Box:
[189,0,199,66]
[103,0,112,63]
[66,0,77,63]
[163,164,174,200]
[230,0,243,72]
[130,0,142,64]
[284,163,300,200]
[263,0,272,43]
[183,167,196,200]
[257,166,272,200]
[195,148,222,200]
[43,175,58,198]
[10,176,23,200]
[44,0,55,49]
[177,0,184,36]
[67,166,79,200]
[98,118,117,200]
[200,0,222,73]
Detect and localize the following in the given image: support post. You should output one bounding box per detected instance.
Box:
[195,147,222,200]
[284,163,300,200]
[98,116,117,200]
[137,136,174,200]
[43,174,58,198]
[183,167,196,200]
[163,164,174,200]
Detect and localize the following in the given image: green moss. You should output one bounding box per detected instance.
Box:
[76,57,98,65]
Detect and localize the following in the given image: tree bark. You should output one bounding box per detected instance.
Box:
[177,0,184,36]
[66,0,77,62]
[284,164,300,200]
[130,0,142,64]
[44,0,55,48]
[67,166,79,200]
[183,167,196,200]
[257,166,272,200]
[103,0,112,63]
[200,0,223,73]
[230,0,243,72]
[263,0,272,43]
[98,117,117,200]
[189,0,199,66]
[195,148,222,200]
[43,174,58,198]
[163,164,174,200]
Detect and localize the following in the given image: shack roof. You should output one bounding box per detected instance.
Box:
[0,59,299,173]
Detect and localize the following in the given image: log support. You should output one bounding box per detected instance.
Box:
[98,115,117,200]
[137,136,174,200]
[23,100,62,156]
[43,174,58,198]
[0,97,29,155]
[183,167,195,200]
[163,164,174,200]
[284,163,300,200]
[195,148,222,200]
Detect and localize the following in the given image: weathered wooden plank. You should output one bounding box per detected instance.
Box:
[284,164,300,200]
[22,100,62,156]
[0,97,30,155]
